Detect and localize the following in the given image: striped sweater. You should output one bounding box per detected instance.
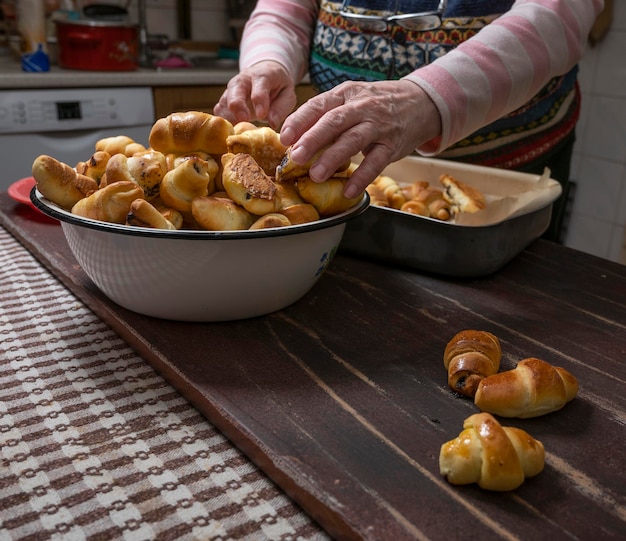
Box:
[239,0,602,168]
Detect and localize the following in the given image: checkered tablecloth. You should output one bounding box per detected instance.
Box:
[0,225,329,541]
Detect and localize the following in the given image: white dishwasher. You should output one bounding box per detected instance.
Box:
[0,87,156,192]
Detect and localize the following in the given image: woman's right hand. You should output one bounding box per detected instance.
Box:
[213,61,297,130]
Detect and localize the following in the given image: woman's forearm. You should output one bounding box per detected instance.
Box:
[406,0,604,154]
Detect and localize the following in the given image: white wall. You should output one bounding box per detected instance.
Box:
[568,2,626,264]
[126,0,231,43]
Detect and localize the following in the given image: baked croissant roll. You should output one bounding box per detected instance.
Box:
[100,150,168,200]
[191,194,255,231]
[159,156,215,214]
[275,145,352,182]
[402,185,451,221]
[221,153,279,215]
[249,213,292,230]
[95,135,146,157]
[371,175,406,209]
[233,121,259,134]
[275,183,320,224]
[126,198,177,230]
[296,176,362,216]
[440,174,486,214]
[149,111,234,155]
[401,180,429,200]
[152,198,184,230]
[365,183,390,208]
[443,330,502,398]
[226,126,288,176]
[440,412,545,491]
[75,151,111,186]
[32,154,99,210]
[165,151,219,175]
[474,357,579,418]
[400,199,429,217]
[71,181,144,224]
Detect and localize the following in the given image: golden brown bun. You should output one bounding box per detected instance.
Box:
[400,199,429,216]
[371,175,406,209]
[221,153,279,215]
[365,183,390,208]
[159,156,215,214]
[296,177,362,216]
[75,151,111,185]
[474,357,579,418]
[278,203,320,225]
[249,213,292,230]
[165,151,213,171]
[274,182,321,224]
[126,198,177,230]
[443,330,502,398]
[440,174,486,214]
[149,111,234,155]
[233,121,259,134]
[275,182,304,208]
[101,150,168,200]
[275,145,351,182]
[152,198,184,230]
[401,184,451,221]
[191,194,255,231]
[71,181,144,224]
[95,135,146,157]
[439,412,545,491]
[226,126,288,176]
[32,154,98,210]
[401,180,429,200]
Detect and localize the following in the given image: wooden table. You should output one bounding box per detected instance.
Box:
[1,193,625,540]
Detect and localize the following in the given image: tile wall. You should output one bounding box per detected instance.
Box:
[128,0,231,43]
[141,0,626,264]
[569,1,626,264]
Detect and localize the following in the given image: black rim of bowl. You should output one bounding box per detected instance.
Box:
[31,186,370,240]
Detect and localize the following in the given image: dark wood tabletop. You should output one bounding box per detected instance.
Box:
[1,193,625,541]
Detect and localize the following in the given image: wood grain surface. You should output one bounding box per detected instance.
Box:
[2,194,625,541]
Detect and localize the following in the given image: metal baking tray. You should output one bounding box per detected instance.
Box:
[340,156,562,277]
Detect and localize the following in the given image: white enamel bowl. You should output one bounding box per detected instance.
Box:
[32,189,369,322]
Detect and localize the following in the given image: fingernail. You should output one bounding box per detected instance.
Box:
[344,184,359,199]
[309,163,327,182]
[281,126,295,146]
[290,145,306,164]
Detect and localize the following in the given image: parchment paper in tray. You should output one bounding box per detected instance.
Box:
[340,156,563,277]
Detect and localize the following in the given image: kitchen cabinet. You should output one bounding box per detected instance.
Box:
[153,84,318,118]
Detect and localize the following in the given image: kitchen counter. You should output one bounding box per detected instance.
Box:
[0,53,238,89]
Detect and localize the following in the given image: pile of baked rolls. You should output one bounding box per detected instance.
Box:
[31,111,363,231]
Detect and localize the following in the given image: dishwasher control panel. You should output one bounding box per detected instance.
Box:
[0,87,155,134]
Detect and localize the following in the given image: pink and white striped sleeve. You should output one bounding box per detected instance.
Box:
[239,0,319,84]
[405,0,604,155]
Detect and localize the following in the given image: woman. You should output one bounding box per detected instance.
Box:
[214,0,603,242]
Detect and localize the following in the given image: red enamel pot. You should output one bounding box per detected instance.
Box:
[56,19,138,71]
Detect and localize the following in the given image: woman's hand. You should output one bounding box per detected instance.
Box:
[279,79,442,198]
[213,61,297,129]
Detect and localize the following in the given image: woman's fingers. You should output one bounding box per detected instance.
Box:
[214,61,295,126]
[280,80,442,196]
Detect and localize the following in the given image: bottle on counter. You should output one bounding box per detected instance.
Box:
[17,0,49,71]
